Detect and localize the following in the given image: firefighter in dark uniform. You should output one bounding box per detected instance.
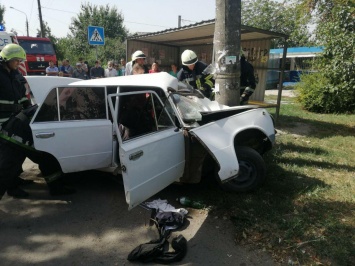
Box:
[240,53,257,105]
[0,44,75,200]
[177,50,215,99]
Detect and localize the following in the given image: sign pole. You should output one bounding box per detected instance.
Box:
[88,25,105,61]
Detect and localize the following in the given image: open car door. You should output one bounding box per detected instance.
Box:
[108,90,185,209]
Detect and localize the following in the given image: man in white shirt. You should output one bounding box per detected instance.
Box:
[104,61,118,77]
[46,60,59,76]
[125,50,148,76]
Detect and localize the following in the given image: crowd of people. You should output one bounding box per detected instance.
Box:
[46,48,256,105]
[46,51,185,82]
[46,57,128,79]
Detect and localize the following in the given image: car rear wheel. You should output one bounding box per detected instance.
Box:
[217,146,266,192]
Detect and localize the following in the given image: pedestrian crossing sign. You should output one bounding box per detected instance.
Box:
[88,26,105,45]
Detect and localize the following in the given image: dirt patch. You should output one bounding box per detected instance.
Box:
[277,122,312,138]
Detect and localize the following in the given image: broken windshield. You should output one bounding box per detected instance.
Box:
[172,94,202,123]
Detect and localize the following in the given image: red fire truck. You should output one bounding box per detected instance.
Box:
[16,36,57,75]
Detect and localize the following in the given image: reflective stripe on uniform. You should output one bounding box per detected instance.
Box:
[0,100,15,104]
[18,97,29,104]
[196,78,202,90]
[245,87,255,93]
[185,77,195,82]
[0,131,35,151]
[205,79,214,88]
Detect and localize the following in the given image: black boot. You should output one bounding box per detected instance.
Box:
[0,186,6,200]
[7,187,29,198]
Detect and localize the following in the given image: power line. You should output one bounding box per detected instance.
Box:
[41,6,171,28]
[41,6,77,14]
[124,21,169,28]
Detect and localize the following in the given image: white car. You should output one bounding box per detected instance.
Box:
[26,73,275,209]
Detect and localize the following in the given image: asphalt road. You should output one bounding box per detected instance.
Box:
[0,159,275,265]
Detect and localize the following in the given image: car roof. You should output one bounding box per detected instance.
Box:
[69,72,178,92]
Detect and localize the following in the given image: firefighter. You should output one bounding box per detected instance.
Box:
[0,44,75,200]
[0,44,32,199]
[177,49,214,98]
[240,52,257,105]
[125,50,149,76]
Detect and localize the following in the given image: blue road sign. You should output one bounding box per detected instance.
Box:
[88,26,105,45]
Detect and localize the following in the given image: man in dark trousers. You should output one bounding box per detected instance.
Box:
[240,53,257,105]
[0,44,75,200]
[177,49,214,99]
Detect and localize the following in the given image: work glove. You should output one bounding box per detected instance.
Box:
[201,84,212,99]
[240,87,254,105]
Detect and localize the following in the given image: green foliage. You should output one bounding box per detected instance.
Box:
[295,72,336,113]
[66,3,128,60]
[56,36,126,68]
[55,3,128,66]
[0,4,5,25]
[36,21,54,39]
[36,21,60,60]
[297,1,355,113]
[241,0,314,47]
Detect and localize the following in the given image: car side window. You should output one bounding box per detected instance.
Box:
[33,88,59,122]
[58,87,106,120]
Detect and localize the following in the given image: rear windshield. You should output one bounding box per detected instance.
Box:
[18,39,55,55]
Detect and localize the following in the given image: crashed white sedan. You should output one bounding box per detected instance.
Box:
[26,73,275,209]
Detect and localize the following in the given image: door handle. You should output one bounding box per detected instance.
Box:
[35,132,55,138]
[129,150,144,160]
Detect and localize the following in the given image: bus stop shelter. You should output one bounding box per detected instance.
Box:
[126,19,288,120]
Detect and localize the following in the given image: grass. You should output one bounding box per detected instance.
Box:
[197,95,355,265]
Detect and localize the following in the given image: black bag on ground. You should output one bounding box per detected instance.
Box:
[127,238,165,263]
[154,234,187,264]
[127,235,187,264]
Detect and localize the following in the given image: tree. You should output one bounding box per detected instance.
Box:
[241,0,314,47]
[37,21,61,61]
[296,0,355,113]
[37,21,54,39]
[67,3,128,60]
[0,4,5,25]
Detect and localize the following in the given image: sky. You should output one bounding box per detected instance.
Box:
[1,0,216,38]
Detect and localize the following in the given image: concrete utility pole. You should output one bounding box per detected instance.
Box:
[214,0,241,106]
[37,0,45,37]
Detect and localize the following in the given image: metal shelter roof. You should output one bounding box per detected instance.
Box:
[127,19,288,46]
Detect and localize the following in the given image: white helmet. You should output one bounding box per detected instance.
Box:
[132,50,146,61]
[181,50,198,66]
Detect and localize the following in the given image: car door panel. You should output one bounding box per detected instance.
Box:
[120,130,185,209]
[108,91,185,210]
[31,120,113,173]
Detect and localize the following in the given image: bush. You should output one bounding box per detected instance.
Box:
[296,72,355,114]
[296,4,355,114]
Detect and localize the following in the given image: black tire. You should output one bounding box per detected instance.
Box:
[217,146,266,192]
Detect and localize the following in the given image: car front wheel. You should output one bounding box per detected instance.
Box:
[217,146,266,192]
